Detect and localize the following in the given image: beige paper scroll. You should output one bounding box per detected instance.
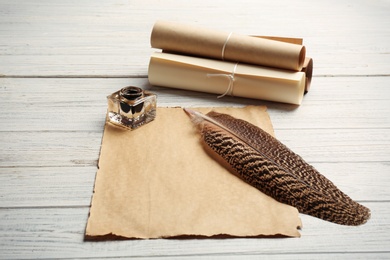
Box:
[255,36,313,93]
[302,57,313,93]
[151,20,306,71]
[148,52,306,105]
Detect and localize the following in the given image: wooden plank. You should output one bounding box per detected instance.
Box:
[0,167,96,208]
[1,77,390,132]
[0,128,389,168]
[1,0,389,76]
[0,203,388,259]
[0,162,388,208]
[0,131,102,167]
[69,253,390,260]
[2,54,388,77]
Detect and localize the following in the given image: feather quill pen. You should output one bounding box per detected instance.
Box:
[184,108,370,226]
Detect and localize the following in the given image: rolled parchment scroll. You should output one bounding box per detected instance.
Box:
[148,52,306,105]
[151,21,306,71]
[302,57,313,93]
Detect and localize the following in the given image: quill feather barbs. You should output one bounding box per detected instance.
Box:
[184,108,370,226]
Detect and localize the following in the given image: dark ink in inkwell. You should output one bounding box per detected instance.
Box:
[106,86,157,130]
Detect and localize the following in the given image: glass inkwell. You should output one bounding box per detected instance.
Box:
[106,86,157,130]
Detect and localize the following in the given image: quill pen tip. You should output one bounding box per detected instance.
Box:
[183,108,208,126]
[183,108,195,117]
[183,108,203,120]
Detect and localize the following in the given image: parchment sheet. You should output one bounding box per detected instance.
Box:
[151,21,306,71]
[85,106,302,239]
[148,52,306,105]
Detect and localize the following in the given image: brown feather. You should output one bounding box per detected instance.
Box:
[184,108,370,226]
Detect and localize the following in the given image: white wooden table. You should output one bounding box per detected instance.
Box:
[1,0,389,259]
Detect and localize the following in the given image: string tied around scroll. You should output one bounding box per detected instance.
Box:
[221,32,233,61]
[207,62,239,99]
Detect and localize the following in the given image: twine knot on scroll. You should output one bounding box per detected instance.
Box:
[207,62,239,99]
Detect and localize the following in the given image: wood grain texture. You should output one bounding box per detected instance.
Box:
[0,162,388,208]
[0,0,389,76]
[0,203,388,259]
[0,77,389,132]
[0,0,389,258]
